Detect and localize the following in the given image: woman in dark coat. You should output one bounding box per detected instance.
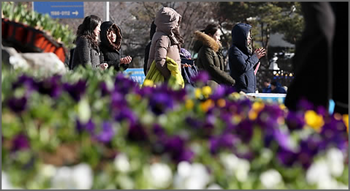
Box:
[193,23,235,89]
[71,15,107,70]
[99,21,132,71]
[228,23,265,93]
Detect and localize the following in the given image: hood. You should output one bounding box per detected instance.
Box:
[231,23,251,54]
[193,31,220,53]
[100,21,122,50]
[155,7,181,44]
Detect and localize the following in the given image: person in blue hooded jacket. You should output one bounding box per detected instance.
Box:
[228,23,266,93]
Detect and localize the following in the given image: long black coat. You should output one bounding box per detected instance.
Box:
[99,21,128,71]
[228,23,259,93]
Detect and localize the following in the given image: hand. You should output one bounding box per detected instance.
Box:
[254,47,266,59]
[120,56,132,64]
[99,63,108,70]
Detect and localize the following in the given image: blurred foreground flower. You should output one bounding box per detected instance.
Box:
[51,163,93,189]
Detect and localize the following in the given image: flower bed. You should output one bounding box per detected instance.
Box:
[2,67,348,189]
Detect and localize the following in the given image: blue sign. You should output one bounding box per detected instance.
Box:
[123,68,145,85]
[33,2,84,19]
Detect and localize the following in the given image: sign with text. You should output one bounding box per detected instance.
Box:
[33,2,84,19]
[123,68,145,85]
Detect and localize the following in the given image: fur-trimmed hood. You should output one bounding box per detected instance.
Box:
[100,21,122,51]
[193,31,220,53]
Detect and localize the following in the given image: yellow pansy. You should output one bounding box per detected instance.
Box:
[279,104,287,111]
[185,99,194,110]
[343,114,349,133]
[201,99,213,112]
[202,86,212,98]
[230,92,241,100]
[143,79,154,87]
[248,102,264,120]
[304,110,324,132]
[217,99,226,108]
[232,115,242,125]
[194,88,202,99]
[252,101,264,112]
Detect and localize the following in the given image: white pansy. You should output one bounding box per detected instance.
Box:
[185,176,207,189]
[114,153,131,173]
[177,161,192,178]
[259,169,282,189]
[71,163,93,189]
[51,163,93,189]
[149,163,173,188]
[116,175,134,189]
[207,183,223,189]
[2,171,13,189]
[174,162,211,189]
[306,159,331,185]
[40,164,57,178]
[51,166,73,189]
[220,153,239,175]
[235,159,250,182]
[317,177,338,189]
[326,148,344,177]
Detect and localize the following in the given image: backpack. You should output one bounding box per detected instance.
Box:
[180,48,198,87]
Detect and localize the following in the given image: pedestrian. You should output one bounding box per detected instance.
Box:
[192,23,235,89]
[99,21,132,71]
[145,7,183,81]
[228,23,266,93]
[284,2,348,114]
[71,15,107,70]
[144,21,157,75]
[271,81,287,94]
[262,78,272,93]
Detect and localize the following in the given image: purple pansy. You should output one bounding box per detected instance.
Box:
[35,75,62,98]
[233,119,254,143]
[114,73,139,95]
[191,71,209,84]
[165,135,194,163]
[75,118,95,134]
[114,107,137,126]
[7,96,27,113]
[149,92,174,115]
[285,111,305,131]
[127,123,148,142]
[99,81,111,97]
[12,74,37,94]
[95,121,115,143]
[63,79,87,102]
[320,116,348,151]
[11,133,30,151]
[277,147,298,167]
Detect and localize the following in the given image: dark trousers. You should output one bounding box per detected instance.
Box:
[284,2,348,114]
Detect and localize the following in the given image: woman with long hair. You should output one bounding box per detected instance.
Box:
[193,23,235,89]
[99,21,132,71]
[71,15,107,70]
